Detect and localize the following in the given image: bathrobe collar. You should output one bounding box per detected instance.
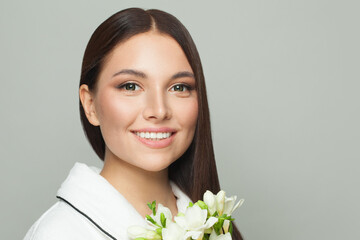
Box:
[57,162,192,240]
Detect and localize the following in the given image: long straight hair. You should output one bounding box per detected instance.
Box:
[79,8,243,240]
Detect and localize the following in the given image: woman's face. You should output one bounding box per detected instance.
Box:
[85,32,198,172]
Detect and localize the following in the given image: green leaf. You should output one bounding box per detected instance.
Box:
[156,227,162,236]
[188,202,194,207]
[213,216,226,235]
[147,200,157,216]
[213,217,225,235]
[218,218,225,228]
[221,213,234,221]
[147,202,152,210]
[152,201,157,215]
[212,211,219,217]
[229,221,234,236]
[195,200,208,210]
[213,221,221,235]
[146,215,157,225]
[203,233,210,240]
[160,213,166,228]
[220,214,227,218]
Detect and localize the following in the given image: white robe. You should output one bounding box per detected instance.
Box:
[24,162,192,240]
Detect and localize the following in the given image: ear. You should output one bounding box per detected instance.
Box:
[79,84,100,126]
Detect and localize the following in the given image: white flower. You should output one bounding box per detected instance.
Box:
[128,190,244,240]
[162,221,186,240]
[223,196,244,216]
[175,204,218,240]
[127,226,161,240]
[204,190,244,216]
[148,203,173,227]
[215,191,226,215]
[204,190,225,215]
[204,191,216,215]
[209,230,232,240]
[222,220,230,233]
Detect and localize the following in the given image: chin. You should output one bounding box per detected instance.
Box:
[136,155,175,172]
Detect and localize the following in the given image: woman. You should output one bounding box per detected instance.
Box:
[24,8,243,240]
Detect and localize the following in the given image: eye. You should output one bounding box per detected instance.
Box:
[117,82,140,91]
[170,84,191,92]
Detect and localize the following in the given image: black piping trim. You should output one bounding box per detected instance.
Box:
[56,196,117,240]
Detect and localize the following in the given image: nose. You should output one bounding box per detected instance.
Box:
[142,89,172,122]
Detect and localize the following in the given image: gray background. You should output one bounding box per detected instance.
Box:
[1,0,359,239]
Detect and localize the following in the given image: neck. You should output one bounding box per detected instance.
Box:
[99,149,178,218]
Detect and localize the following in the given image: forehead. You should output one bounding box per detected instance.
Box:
[99,31,193,79]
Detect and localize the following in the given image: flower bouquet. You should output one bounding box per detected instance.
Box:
[128,190,244,240]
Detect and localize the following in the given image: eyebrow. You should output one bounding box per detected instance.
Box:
[170,71,195,80]
[112,69,195,80]
[112,69,146,78]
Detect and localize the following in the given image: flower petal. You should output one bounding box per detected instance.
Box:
[174,215,188,229]
[223,196,236,215]
[231,198,244,215]
[204,190,216,215]
[216,191,225,215]
[217,233,232,240]
[209,230,218,240]
[127,226,158,239]
[222,220,230,233]
[152,204,173,226]
[158,204,173,220]
[162,222,186,240]
[209,230,232,240]
[185,230,203,240]
[127,226,148,239]
[184,204,207,229]
[203,216,218,229]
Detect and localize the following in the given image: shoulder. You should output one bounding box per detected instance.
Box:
[24,200,105,240]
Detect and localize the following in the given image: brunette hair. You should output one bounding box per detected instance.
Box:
[79,8,243,240]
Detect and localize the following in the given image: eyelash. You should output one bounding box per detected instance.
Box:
[117,82,140,91]
[116,82,194,92]
[170,83,193,92]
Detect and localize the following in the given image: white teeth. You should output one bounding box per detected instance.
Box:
[135,131,173,140]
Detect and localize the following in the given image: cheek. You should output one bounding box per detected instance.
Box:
[95,92,139,131]
[175,98,198,130]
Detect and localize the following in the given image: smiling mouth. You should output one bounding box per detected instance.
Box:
[132,131,175,141]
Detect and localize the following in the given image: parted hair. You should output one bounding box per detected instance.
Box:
[79,8,243,240]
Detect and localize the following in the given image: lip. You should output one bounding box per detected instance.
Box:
[131,127,177,149]
[131,127,177,133]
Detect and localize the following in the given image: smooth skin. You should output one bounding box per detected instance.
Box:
[79,31,198,218]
